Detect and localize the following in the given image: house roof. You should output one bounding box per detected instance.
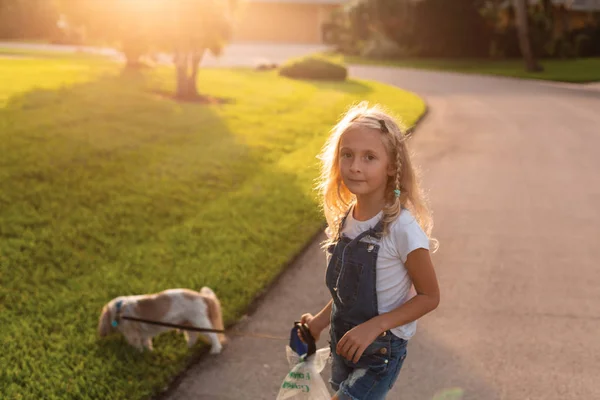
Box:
[247,0,347,4]
[504,0,600,11]
[256,0,600,9]
[568,0,600,11]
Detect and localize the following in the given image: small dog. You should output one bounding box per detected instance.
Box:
[98,287,227,354]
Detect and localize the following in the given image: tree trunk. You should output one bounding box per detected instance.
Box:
[175,51,189,99]
[123,48,141,68]
[175,51,198,100]
[123,39,144,69]
[187,49,205,99]
[174,49,206,100]
[124,53,142,69]
[559,5,570,35]
[513,0,543,72]
[541,0,552,17]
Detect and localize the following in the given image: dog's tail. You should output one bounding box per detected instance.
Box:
[200,287,227,345]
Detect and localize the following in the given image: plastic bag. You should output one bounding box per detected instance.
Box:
[276,345,331,400]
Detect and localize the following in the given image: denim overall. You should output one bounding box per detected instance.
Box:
[325,212,408,399]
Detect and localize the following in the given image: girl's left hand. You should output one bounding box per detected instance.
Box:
[336,321,381,363]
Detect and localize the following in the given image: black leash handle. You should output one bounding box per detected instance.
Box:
[294,321,316,358]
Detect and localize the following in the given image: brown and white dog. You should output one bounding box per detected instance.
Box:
[98,287,227,354]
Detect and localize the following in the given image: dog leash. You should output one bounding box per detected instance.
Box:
[119,315,289,340]
[113,300,317,354]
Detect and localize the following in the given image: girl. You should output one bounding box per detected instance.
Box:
[299,102,440,400]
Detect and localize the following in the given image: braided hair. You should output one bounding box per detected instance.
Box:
[317,101,435,248]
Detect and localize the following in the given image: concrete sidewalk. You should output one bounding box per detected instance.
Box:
[159,232,334,400]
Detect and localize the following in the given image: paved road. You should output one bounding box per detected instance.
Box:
[160,66,600,400]
[345,66,600,400]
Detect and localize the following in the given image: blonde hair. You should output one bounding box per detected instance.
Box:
[316,101,436,248]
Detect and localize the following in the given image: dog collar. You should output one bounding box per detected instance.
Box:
[111,300,124,327]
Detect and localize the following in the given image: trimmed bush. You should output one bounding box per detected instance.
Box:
[279,55,348,81]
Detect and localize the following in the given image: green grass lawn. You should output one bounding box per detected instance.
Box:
[0,55,114,107]
[0,54,425,399]
[0,45,113,59]
[340,54,600,83]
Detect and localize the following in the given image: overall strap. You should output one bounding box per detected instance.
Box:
[370,219,384,239]
[335,207,352,241]
[334,213,383,306]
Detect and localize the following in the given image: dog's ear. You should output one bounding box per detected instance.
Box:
[98,304,113,337]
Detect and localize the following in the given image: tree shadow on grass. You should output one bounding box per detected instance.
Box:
[118,67,236,105]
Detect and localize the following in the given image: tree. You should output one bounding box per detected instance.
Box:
[411,0,491,58]
[57,0,237,100]
[154,0,236,100]
[368,0,416,54]
[56,0,155,67]
[0,0,59,40]
[341,0,491,58]
[513,0,543,71]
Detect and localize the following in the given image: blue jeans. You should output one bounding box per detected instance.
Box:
[329,334,408,400]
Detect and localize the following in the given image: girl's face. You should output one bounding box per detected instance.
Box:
[338,126,394,200]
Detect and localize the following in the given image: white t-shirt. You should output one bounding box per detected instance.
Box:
[336,207,430,340]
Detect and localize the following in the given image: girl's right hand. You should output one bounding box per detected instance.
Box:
[298,313,322,343]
